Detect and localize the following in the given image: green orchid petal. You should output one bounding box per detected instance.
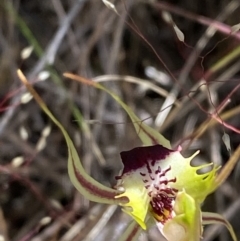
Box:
[161,190,202,241]
[202,212,237,241]
[117,221,142,241]
[18,70,121,205]
[64,73,171,148]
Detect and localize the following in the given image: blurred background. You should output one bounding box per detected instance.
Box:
[0,0,240,240]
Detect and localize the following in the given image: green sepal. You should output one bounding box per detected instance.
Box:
[117,221,142,241]
[202,212,237,241]
[18,70,120,205]
[64,73,171,148]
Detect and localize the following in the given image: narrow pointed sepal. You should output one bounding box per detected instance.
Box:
[18,70,121,205]
[202,212,237,241]
[63,73,171,148]
[117,221,142,241]
[68,143,124,204]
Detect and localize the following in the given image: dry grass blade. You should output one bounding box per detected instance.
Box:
[215,145,240,188]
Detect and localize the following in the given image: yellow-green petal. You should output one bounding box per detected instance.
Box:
[18,70,120,205]
[202,212,237,241]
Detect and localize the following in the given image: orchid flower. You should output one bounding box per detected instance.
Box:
[18,70,238,241]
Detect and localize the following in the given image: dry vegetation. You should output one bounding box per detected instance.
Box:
[0,0,240,240]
